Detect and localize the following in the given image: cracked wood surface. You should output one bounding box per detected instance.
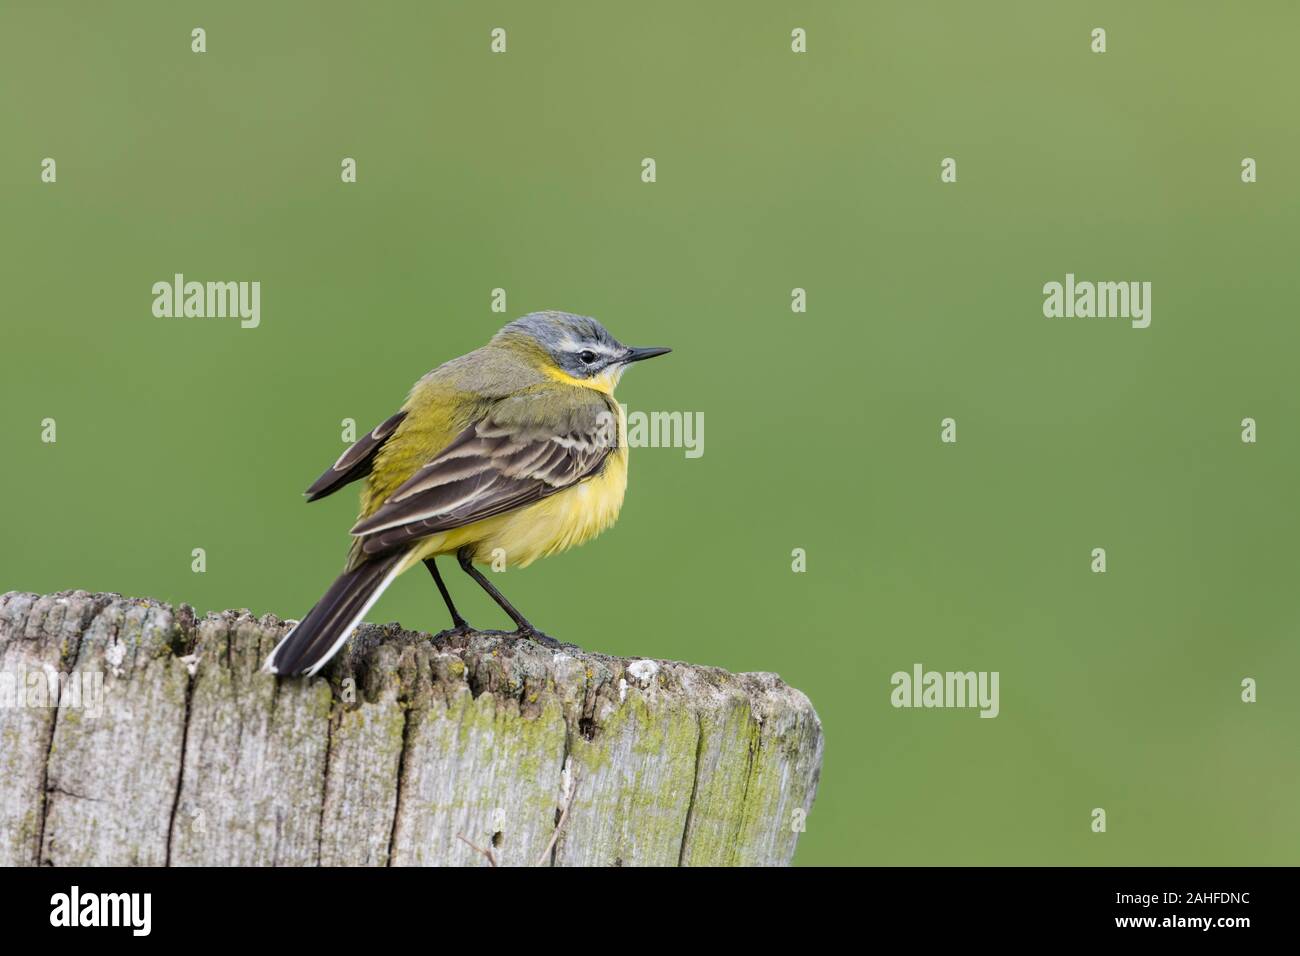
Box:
[0,591,823,867]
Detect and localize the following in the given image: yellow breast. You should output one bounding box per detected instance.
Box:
[403,405,630,570]
[472,444,628,567]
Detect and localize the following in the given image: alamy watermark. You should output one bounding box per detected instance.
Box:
[623,406,703,458]
[152,273,260,329]
[1043,273,1151,328]
[890,663,999,718]
[591,406,704,458]
[50,886,151,936]
[0,668,105,718]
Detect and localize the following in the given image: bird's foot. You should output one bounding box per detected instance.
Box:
[438,620,477,639]
[513,624,563,649]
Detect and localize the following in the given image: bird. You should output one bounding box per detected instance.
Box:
[262,311,671,677]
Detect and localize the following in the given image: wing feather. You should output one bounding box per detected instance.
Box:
[350,393,618,555]
[304,411,407,502]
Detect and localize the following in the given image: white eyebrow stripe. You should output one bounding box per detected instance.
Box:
[557,337,621,357]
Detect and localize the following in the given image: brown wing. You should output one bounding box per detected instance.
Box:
[304,411,407,502]
[350,392,618,556]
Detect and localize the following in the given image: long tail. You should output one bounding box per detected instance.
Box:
[262,551,407,677]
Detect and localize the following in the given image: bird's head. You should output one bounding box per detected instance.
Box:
[494,311,671,393]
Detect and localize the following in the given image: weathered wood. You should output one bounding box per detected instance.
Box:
[0,590,823,866]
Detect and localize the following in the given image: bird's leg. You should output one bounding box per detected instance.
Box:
[456,547,561,648]
[424,557,471,634]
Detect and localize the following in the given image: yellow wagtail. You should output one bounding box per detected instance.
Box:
[263,311,670,676]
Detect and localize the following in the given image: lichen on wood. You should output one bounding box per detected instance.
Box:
[0,590,823,866]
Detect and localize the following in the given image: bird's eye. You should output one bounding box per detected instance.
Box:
[579,350,597,364]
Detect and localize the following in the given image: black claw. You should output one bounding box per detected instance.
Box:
[514,626,561,649]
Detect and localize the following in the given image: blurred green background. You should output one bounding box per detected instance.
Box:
[3,1,1298,865]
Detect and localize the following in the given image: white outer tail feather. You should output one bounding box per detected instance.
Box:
[261,559,406,677]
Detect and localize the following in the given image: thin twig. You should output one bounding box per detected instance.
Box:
[457,833,498,867]
[535,771,581,867]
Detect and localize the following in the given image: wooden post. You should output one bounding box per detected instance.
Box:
[0,591,823,866]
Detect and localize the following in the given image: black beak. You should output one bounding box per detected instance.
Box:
[624,346,672,363]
